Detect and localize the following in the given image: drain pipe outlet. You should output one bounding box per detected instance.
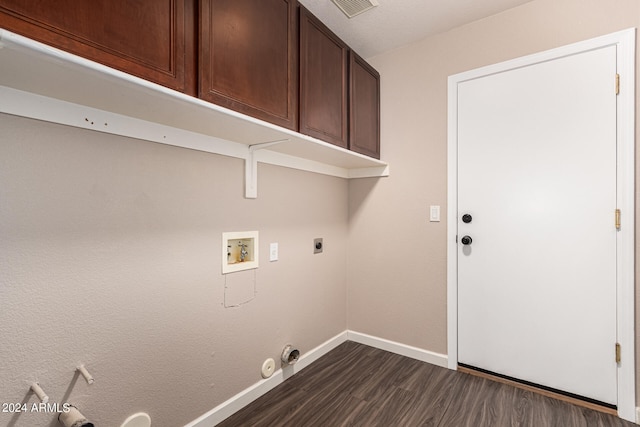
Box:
[281,344,300,365]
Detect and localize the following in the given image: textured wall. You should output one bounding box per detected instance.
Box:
[3,1,640,425]
[348,0,640,394]
[0,113,348,426]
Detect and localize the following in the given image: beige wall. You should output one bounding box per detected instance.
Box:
[3,1,640,425]
[0,113,348,426]
[348,0,640,402]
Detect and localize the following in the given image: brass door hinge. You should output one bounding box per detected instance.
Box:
[615,209,621,230]
[616,343,621,363]
[616,74,620,95]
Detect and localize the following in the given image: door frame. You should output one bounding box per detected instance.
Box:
[446,29,636,421]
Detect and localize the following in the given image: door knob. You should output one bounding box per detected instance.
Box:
[462,214,472,223]
[461,235,473,245]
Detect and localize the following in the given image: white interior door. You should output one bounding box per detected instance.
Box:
[457,45,617,405]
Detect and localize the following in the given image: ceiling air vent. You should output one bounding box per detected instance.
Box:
[331,0,379,18]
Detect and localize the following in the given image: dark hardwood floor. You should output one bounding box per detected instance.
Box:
[217,341,636,427]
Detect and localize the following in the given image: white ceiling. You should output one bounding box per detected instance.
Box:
[298,0,534,58]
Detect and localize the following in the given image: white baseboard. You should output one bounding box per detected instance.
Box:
[635,406,640,424]
[185,330,447,426]
[347,330,448,368]
[185,331,349,427]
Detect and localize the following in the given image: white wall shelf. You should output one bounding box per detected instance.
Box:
[0,29,389,198]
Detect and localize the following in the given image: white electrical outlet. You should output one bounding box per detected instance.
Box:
[269,243,278,262]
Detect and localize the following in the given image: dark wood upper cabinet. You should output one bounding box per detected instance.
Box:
[350,51,380,159]
[199,0,298,131]
[0,0,196,95]
[299,7,348,149]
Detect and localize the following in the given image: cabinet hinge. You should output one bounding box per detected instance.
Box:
[615,209,621,230]
[616,74,620,95]
[616,342,621,363]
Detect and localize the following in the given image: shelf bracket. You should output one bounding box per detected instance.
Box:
[249,139,289,151]
[245,140,289,199]
[245,151,258,199]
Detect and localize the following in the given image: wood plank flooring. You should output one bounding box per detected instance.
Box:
[217,341,636,427]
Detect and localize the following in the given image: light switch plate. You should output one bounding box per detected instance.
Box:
[269,243,278,262]
[430,205,440,222]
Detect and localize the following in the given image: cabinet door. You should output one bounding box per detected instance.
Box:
[350,52,380,159]
[299,7,348,148]
[0,0,196,95]
[200,0,298,131]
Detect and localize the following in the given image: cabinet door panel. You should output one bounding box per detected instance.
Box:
[350,52,380,159]
[299,7,348,148]
[0,0,195,94]
[200,0,298,130]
